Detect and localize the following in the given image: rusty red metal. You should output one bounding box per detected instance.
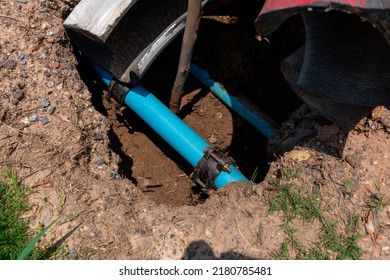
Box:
[255,0,390,42]
[261,0,368,14]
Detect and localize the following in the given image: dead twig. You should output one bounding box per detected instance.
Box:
[169,0,202,113]
[0,14,22,22]
[234,218,251,247]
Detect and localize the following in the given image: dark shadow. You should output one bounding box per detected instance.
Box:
[178,86,209,119]
[40,222,82,259]
[107,127,136,183]
[75,54,136,182]
[182,240,259,260]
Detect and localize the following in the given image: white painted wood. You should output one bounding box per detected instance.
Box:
[64,0,137,42]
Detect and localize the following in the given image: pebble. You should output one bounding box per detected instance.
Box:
[12,89,24,101]
[3,59,16,70]
[345,154,361,168]
[16,0,27,3]
[46,81,54,88]
[56,83,63,90]
[20,60,26,65]
[41,117,50,125]
[94,133,104,141]
[20,73,28,78]
[209,134,218,144]
[97,159,106,166]
[41,22,50,30]
[52,19,59,27]
[17,51,25,59]
[41,98,50,107]
[215,112,223,120]
[69,249,78,259]
[39,7,49,13]
[51,61,60,69]
[28,114,38,122]
[47,105,56,115]
[205,228,213,238]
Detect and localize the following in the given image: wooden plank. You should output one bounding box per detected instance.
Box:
[64,0,138,42]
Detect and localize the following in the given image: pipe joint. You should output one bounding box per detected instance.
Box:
[191,146,235,191]
[107,80,132,109]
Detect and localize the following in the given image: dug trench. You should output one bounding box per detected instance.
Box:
[76,2,304,207]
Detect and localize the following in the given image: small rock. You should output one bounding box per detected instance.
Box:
[46,81,54,88]
[205,228,213,238]
[17,51,25,59]
[69,249,78,259]
[39,7,49,13]
[285,150,311,162]
[40,53,47,59]
[209,134,218,144]
[12,89,24,101]
[47,105,55,115]
[16,0,27,3]
[96,159,106,166]
[345,154,361,168]
[41,22,50,30]
[20,60,26,65]
[20,73,28,78]
[94,133,104,141]
[56,83,63,90]
[41,117,50,125]
[3,59,16,70]
[51,61,60,69]
[28,114,38,122]
[215,112,223,120]
[52,19,59,27]
[40,98,50,107]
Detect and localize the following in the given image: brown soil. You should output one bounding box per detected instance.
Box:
[1,0,390,260]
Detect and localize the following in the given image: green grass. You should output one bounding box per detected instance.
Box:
[0,170,45,259]
[366,183,388,213]
[269,167,362,260]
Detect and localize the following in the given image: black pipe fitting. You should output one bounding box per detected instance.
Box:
[191,146,235,191]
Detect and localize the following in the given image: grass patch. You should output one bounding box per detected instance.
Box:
[366,183,388,213]
[0,169,47,259]
[269,167,362,260]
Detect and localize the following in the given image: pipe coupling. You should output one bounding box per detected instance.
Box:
[191,146,235,190]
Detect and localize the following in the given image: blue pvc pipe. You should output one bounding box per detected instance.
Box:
[91,63,248,188]
[190,64,278,139]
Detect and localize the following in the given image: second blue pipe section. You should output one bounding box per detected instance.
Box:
[92,63,248,188]
[190,64,278,139]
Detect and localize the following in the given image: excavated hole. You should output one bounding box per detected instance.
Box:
[77,2,304,206]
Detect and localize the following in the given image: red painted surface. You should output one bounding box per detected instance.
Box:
[261,0,368,14]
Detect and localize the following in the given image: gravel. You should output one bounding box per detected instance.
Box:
[3,59,16,70]
[28,114,38,122]
[47,105,56,114]
[41,117,50,125]
[41,98,50,107]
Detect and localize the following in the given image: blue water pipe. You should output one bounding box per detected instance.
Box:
[190,64,278,139]
[91,63,248,188]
